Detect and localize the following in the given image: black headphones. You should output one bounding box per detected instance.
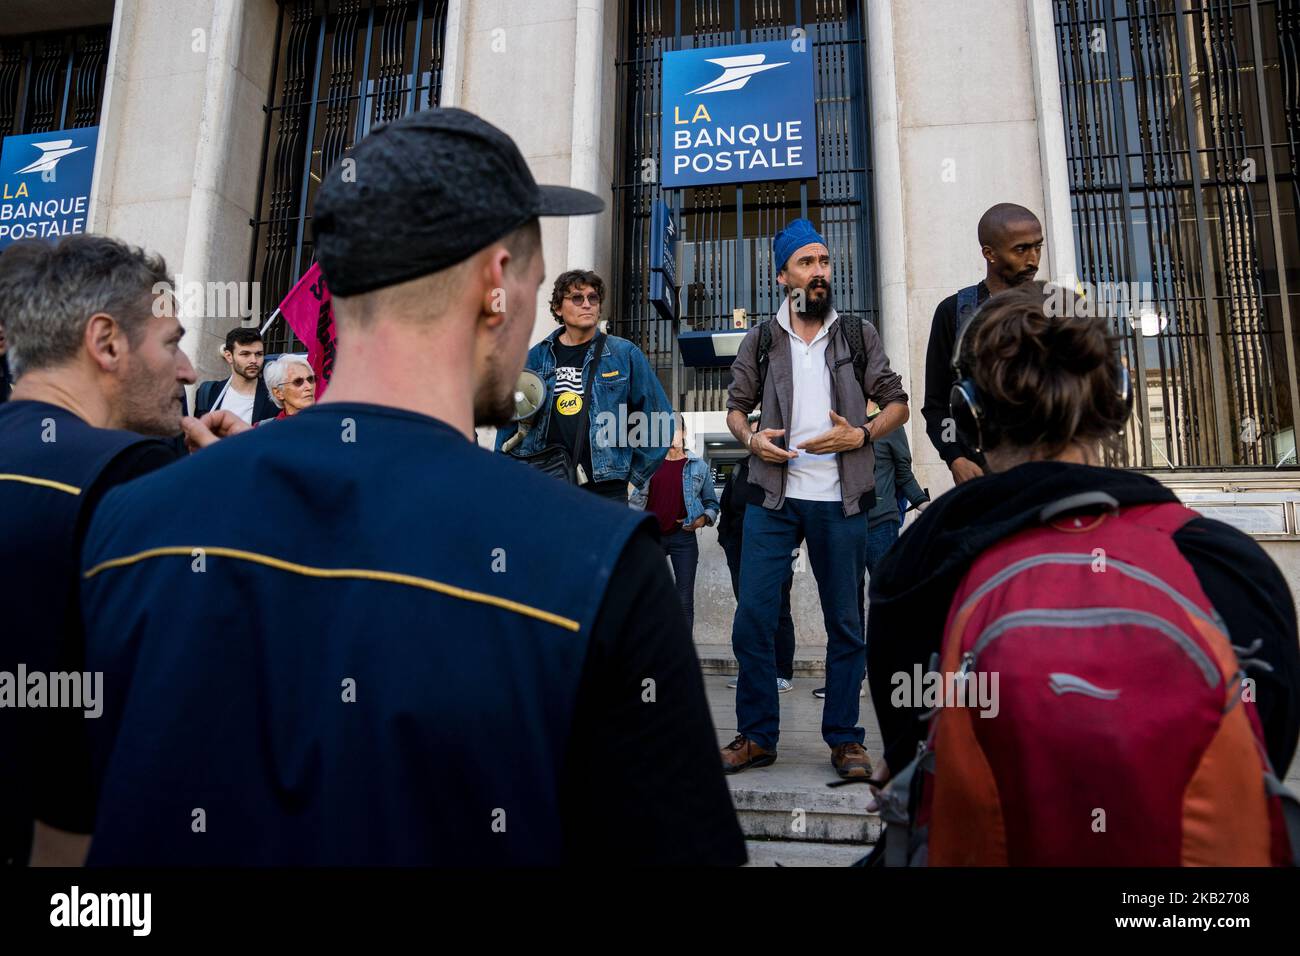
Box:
[948,303,1134,454]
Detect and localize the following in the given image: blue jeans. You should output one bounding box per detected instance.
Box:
[733,499,868,750]
[722,536,795,680]
[661,529,699,635]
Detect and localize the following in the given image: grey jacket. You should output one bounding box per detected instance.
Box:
[867,427,928,528]
[726,310,908,517]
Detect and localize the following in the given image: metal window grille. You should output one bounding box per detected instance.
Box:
[1053,0,1299,469]
[0,26,111,137]
[614,0,878,412]
[250,0,450,353]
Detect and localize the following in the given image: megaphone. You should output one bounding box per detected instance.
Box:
[511,368,546,422]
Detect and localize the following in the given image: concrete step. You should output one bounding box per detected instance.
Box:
[728,757,881,843]
[696,643,828,678]
[707,674,881,845]
[744,839,869,867]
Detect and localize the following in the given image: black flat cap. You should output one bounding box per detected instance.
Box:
[312,108,603,297]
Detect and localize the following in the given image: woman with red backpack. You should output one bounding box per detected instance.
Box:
[864,281,1300,866]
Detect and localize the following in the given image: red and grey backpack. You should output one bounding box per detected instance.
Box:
[873,492,1300,866]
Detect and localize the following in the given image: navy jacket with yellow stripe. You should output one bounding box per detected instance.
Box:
[79,401,651,865]
[0,400,159,865]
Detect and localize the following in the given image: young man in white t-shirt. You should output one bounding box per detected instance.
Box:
[193,327,276,425]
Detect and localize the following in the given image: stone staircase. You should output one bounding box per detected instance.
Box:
[702,671,880,865]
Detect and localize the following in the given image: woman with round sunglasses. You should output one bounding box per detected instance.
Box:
[262,354,317,421]
[862,281,1299,862]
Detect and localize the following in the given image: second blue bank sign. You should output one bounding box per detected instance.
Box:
[661,39,816,189]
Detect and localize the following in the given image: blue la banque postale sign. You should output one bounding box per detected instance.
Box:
[0,126,99,249]
[660,39,817,189]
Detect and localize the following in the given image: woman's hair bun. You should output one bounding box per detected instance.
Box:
[964,280,1129,456]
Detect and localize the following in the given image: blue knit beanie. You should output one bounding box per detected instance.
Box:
[773,218,826,272]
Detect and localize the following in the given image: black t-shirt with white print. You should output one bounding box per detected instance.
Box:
[548,340,591,476]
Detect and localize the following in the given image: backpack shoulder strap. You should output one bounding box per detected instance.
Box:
[753,319,775,409]
[838,314,868,389]
[196,379,219,413]
[954,285,981,339]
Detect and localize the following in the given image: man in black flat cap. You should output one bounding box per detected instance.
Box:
[77,108,746,866]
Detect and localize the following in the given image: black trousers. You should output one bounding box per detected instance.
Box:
[662,529,700,636]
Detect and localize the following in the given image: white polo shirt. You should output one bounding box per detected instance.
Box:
[777,300,841,502]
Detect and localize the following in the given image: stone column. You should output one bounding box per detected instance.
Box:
[89,0,279,381]
[868,0,1073,497]
[446,0,619,345]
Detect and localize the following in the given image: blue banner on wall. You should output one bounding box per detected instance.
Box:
[661,39,816,189]
[0,126,99,248]
[649,200,679,321]
[651,199,678,277]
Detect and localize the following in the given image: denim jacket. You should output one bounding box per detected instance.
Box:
[495,328,674,488]
[629,451,721,527]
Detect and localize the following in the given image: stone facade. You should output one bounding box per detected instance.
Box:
[5,0,1296,632]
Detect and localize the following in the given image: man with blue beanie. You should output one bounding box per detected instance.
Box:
[721,217,909,779]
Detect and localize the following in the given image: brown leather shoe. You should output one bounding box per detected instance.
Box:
[721,734,777,774]
[831,742,873,780]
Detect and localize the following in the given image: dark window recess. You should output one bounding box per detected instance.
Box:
[1053,0,1300,469]
[250,0,450,353]
[0,26,111,137]
[613,0,879,412]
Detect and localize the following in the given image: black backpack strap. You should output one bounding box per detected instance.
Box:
[954,284,981,340]
[831,745,933,866]
[572,332,606,484]
[753,319,774,411]
[839,314,868,390]
[196,380,219,414]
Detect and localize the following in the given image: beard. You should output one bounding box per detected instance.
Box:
[1007,265,1039,286]
[799,280,834,319]
[119,381,184,436]
[474,356,519,429]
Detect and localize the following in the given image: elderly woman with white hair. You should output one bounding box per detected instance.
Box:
[260,354,316,422]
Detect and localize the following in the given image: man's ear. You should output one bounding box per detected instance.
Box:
[981,243,995,265]
[776,269,788,288]
[84,312,125,373]
[479,246,511,330]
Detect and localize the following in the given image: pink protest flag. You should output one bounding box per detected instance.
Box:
[277,262,336,398]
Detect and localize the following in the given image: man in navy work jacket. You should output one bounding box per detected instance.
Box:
[79,108,746,866]
[0,235,196,867]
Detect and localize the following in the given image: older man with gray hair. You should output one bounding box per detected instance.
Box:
[0,233,214,867]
